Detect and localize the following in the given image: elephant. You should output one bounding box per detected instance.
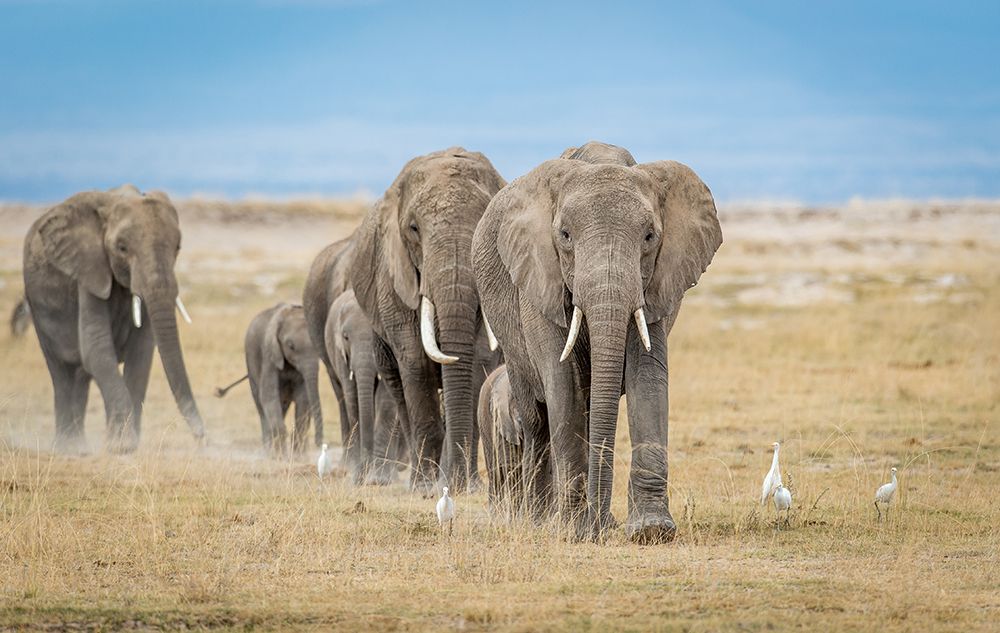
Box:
[222,302,324,453]
[472,141,722,542]
[325,289,406,484]
[21,185,205,453]
[351,147,505,494]
[477,364,524,515]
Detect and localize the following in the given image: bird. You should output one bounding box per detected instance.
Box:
[317,443,334,479]
[761,441,782,505]
[436,486,455,535]
[875,467,898,520]
[773,484,792,528]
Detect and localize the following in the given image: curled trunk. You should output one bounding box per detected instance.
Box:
[302,362,324,448]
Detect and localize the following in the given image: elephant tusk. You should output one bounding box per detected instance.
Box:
[175,296,192,324]
[559,306,583,363]
[634,307,651,352]
[420,297,460,364]
[132,294,142,328]
[482,312,499,351]
[349,370,354,381]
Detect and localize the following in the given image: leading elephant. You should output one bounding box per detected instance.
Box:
[472,141,722,542]
[22,185,205,453]
[351,147,505,494]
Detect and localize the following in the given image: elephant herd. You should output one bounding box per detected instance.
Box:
[18,141,723,543]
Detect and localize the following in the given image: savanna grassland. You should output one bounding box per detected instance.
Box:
[1,198,998,631]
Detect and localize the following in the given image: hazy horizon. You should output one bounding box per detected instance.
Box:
[2,1,998,204]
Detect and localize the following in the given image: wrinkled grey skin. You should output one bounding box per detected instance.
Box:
[244,303,323,453]
[477,365,524,516]
[351,147,505,494]
[22,185,205,453]
[473,142,722,542]
[326,289,405,485]
[302,235,355,441]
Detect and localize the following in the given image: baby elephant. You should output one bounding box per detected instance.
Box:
[478,365,525,515]
[219,303,324,453]
[326,290,405,485]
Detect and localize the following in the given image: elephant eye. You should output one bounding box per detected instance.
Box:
[560,229,571,242]
[343,333,348,341]
[645,231,655,242]
[287,341,296,352]
[409,222,419,234]
[117,241,128,254]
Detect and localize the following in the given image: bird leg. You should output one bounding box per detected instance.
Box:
[874,500,881,522]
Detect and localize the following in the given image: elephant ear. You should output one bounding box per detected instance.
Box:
[36,192,113,300]
[495,160,576,328]
[380,181,420,310]
[264,304,293,370]
[638,161,723,326]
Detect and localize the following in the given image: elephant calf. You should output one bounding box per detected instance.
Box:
[325,289,406,485]
[229,303,324,453]
[477,365,525,515]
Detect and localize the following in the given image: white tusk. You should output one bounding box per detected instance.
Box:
[175,296,192,324]
[559,306,583,363]
[482,313,499,351]
[420,297,460,364]
[634,307,651,352]
[132,294,142,328]
[349,370,354,381]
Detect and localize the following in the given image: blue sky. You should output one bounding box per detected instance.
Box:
[1,0,998,203]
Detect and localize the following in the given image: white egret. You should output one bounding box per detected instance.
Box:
[436,486,455,535]
[773,484,792,528]
[875,467,898,520]
[317,443,334,479]
[761,441,782,505]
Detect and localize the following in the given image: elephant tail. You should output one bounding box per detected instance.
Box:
[214,374,249,398]
[10,297,30,338]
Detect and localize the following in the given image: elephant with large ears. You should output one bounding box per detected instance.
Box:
[472,142,722,542]
[351,147,505,494]
[325,289,405,485]
[231,302,323,453]
[22,185,204,453]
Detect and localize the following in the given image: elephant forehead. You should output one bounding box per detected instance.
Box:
[559,178,653,225]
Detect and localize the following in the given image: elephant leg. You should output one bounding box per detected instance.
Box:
[368,382,398,485]
[543,371,589,539]
[373,337,419,488]
[40,346,84,453]
[292,381,309,454]
[396,357,444,496]
[328,374,350,466]
[623,319,675,544]
[519,401,552,521]
[248,377,270,450]
[77,290,134,453]
[341,374,362,484]
[68,367,91,451]
[123,320,155,444]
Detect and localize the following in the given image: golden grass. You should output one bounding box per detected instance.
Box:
[1,201,998,631]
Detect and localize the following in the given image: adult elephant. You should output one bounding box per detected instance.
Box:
[351,147,505,494]
[326,290,405,484]
[22,185,205,453]
[472,142,722,542]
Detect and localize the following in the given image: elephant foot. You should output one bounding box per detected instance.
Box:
[625,511,677,544]
[106,428,139,455]
[54,432,89,456]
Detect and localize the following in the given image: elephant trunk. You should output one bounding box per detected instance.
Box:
[425,238,479,493]
[576,238,643,538]
[302,360,324,448]
[354,362,377,479]
[146,288,205,439]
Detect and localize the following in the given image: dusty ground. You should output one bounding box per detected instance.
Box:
[1,196,998,631]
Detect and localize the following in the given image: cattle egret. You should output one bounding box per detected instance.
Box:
[436,486,455,534]
[773,484,792,527]
[761,441,782,505]
[317,443,334,478]
[875,467,898,520]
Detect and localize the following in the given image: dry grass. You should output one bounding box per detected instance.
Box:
[1,200,998,631]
